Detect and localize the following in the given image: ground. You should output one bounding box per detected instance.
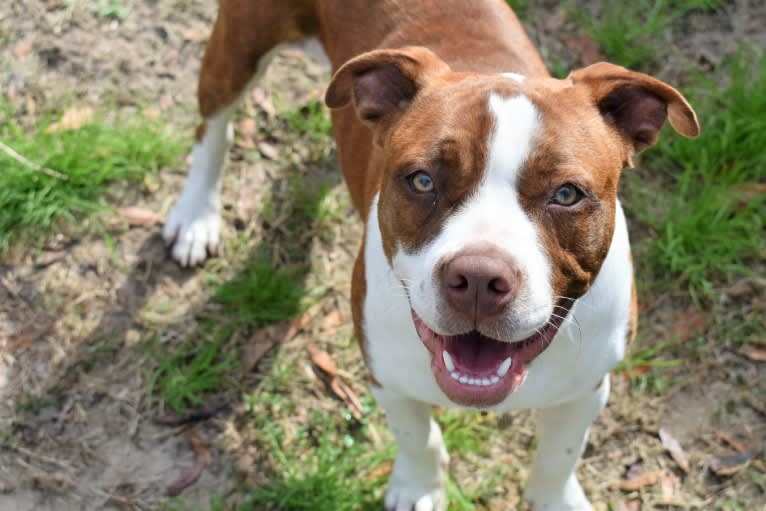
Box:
[0,1,764,510]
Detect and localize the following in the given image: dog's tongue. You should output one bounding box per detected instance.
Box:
[445,332,515,375]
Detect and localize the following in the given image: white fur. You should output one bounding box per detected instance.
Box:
[164,38,328,266]
[163,105,233,266]
[375,386,449,511]
[393,92,551,340]
[363,90,633,509]
[503,72,525,83]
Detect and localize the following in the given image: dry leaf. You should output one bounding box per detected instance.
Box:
[624,458,645,480]
[257,141,279,160]
[667,307,706,343]
[236,118,258,149]
[166,430,211,496]
[544,8,568,32]
[46,107,94,133]
[659,428,689,472]
[142,108,161,120]
[715,431,749,454]
[118,206,163,226]
[241,321,292,374]
[183,27,208,42]
[564,34,603,66]
[252,87,276,117]
[660,470,677,501]
[710,451,755,477]
[159,91,174,110]
[14,35,35,58]
[154,398,229,427]
[610,469,663,491]
[739,345,766,362]
[308,343,339,377]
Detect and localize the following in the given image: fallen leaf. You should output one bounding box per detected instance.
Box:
[46,106,94,133]
[710,451,755,477]
[715,431,749,454]
[307,343,338,377]
[366,459,393,482]
[666,306,706,343]
[624,458,645,480]
[544,8,568,32]
[142,107,161,120]
[659,428,690,472]
[183,27,208,42]
[610,469,663,491]
[252,87,276,117]
[236,118,258,149]
[166,430,211,496]
[14,35,35,58]
[564,34,603,66]
[660,470,677,501]
[257,141,279,160]
[159,92,174,110]
[626,499,642,511]
[33,251,68,268]
[118,206,163,226]
[154,398,229,427]
[739,345,766,362]
[241,321,292,374]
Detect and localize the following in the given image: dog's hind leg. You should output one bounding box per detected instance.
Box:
[373,387,449,511]
[524,374,610,511]
[164,0,317,266]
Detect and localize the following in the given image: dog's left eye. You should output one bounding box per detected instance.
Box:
[551,184,583,206]
[408,171,435,193]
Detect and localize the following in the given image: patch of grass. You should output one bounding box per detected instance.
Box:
[284,99,332,145]
[0,103,183,253]
[576,0,683,70]
[632,49,766,301]
[145,327,238,414]
[91,0,128,20]
[214,255,308,327]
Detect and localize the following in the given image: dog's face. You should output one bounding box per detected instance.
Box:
[327,47,698,407]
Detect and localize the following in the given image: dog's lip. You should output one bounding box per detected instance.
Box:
[411,308,567,407]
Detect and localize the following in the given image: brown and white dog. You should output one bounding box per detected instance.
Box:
[163,1,699,509]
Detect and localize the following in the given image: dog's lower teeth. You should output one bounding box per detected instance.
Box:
[451,371,460,380]
[491,375,500,384]
[497,357,512,377]
[459,375,468,384]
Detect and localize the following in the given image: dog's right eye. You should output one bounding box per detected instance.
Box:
[408,171,435,193]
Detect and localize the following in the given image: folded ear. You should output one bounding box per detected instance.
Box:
[569,62,700,152]
[325,46,449,131]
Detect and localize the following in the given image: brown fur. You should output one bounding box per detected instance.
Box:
[193,0,698,378]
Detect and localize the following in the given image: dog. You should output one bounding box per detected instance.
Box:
[162,1,700,509]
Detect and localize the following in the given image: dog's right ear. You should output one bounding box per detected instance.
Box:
[325,46,449,131]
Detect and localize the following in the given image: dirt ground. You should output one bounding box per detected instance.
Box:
[1,1,764,510]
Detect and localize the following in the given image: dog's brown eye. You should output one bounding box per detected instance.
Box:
[408,171,435,193]
[551,184,582,206]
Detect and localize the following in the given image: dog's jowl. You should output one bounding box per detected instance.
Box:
[164,1,699,509]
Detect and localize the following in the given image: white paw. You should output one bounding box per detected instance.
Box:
[384,480,446,511]
[526,476,593,511]
[163,195,221,267]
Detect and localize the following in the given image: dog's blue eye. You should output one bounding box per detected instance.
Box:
[552,184,581,206]
[409,171,435,193]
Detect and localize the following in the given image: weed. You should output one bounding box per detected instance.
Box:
[631,49,766,301]
[0,103,183,253]
[145,328,237,413]
[92,0,128,20]
[284,99,332,145]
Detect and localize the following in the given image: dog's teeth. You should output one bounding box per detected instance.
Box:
[490,375,500,384]
[497,357,512,377]
[451,371,460,380]
[459,375,468,384]
[442,351,455,372]
[482,377,491,386]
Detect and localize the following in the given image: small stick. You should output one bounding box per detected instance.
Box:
[0,139,68,180]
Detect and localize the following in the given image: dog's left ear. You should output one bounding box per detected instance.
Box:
[325,46,449,138]
[569,62,700,153]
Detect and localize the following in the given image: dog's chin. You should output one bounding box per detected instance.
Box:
[411,309,566,407]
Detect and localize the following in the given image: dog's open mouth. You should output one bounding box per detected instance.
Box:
[412,309,566,407]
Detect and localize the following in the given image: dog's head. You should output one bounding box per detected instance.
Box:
[326,47,699,406]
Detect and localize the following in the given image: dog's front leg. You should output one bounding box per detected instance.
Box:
[373,387,449,511]
[525,374,610,511]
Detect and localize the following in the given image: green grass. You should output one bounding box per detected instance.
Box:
[632,49,766,301]
[0,103,183,253]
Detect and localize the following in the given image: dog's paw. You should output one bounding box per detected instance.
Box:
[163,195,221,267]
[384,481,446,511]
[525,477,593,511]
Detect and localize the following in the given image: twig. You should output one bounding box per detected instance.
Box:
[0,139,68,180]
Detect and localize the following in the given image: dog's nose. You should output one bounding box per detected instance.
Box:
[440,247,520,321]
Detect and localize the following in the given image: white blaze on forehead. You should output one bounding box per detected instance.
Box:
[392,90,554,340]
